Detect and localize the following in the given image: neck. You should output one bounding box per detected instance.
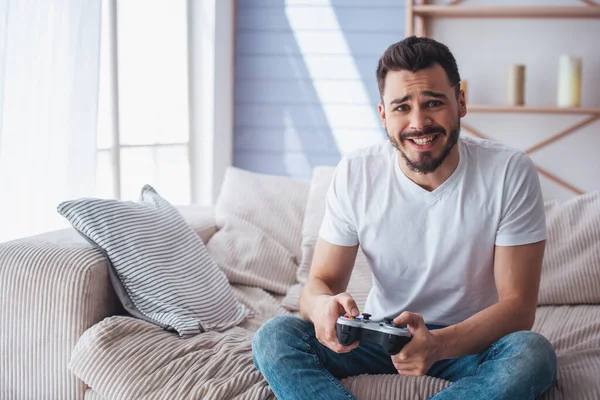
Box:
[397,145,460,192]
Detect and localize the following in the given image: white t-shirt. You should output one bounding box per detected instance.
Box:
[319,136,546,326]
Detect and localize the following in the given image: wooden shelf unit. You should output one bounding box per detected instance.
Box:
[406,0,600,40]
[404,0,600,195]
[467,105,600,116]
[412,5,600,19]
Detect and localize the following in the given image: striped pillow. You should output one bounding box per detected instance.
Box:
[57,185,249,337]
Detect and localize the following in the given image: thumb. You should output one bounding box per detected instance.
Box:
[394,311,423,328]
[336,293,359,317]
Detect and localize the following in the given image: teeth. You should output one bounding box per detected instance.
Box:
[412,135,435,145]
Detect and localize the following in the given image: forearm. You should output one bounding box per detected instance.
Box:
[299,278,335,322]
[433,298,535,360]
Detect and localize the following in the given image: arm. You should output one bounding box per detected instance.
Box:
[432,240,545,359]
[392,240,545,375]
[299,237,360,352]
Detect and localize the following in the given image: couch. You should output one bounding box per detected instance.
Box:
[1,166,600,400]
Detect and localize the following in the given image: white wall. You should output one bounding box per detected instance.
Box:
[429,0,600,199]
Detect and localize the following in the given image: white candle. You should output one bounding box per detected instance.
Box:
[506,65,526,106]
[557,55,582,108]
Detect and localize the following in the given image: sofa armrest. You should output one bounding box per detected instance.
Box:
[0,205,215,400]
[0,229,122,400]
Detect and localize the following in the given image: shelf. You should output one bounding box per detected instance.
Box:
[412,5,600,19]
[467,105,600,115]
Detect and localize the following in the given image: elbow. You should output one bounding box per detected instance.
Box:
[518,306,536,331]
[521,315,535,331]
[505,297,536,331]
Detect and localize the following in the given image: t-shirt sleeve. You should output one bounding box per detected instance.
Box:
[318,157,359,246]
[495,152,547,246]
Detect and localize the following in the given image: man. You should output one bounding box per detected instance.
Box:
[252,36,557,399]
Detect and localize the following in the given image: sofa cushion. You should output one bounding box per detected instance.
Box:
[282,167,372,312]
[206,167,309,294]
[57,185,249,337]
[538,191,600,305]
[68,285,450,400]
[69,285,290,400]
[70,317,271,400]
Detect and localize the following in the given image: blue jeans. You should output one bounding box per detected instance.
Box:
[252,315,557,400]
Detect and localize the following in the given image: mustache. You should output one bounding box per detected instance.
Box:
[400,126,447,140]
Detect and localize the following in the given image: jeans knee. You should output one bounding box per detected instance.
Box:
[500,331,557,388]
[252,315,312,370]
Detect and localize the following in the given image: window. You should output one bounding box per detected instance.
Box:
[96,0,191,204]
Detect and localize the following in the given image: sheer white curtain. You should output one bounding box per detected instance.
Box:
[0,1,102,242]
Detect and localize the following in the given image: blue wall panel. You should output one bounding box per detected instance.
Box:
[234,1,406,180]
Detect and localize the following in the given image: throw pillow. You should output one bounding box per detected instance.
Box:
[281,167,372,312]
[57,185,249,337]
[206,167,310,294]
[538,191,600,305]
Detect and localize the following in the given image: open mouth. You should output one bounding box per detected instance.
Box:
[406,134,440,150]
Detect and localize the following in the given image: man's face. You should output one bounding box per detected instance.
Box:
[378,63,467,174]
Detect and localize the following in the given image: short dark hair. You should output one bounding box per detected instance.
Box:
[376,36,461,100]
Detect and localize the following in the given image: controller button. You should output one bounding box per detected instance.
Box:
[362,313,371,320]
[384,317,394,324]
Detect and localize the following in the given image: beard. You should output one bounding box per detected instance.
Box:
[388,118,461,174]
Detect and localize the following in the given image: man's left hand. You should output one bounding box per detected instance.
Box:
[391,311,441,376]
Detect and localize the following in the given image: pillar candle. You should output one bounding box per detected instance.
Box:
[557,55,582,108]
[506,65,526,106]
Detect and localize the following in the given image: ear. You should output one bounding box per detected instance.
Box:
[458,90,467,118]
[378,102,387,129]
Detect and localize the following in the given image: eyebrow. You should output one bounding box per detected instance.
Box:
[389,90,449,106]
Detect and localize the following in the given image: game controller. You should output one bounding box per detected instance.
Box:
[336,313,412,355]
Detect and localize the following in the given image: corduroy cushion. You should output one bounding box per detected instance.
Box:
[206,167,309,295]
[281,167,372,312]
[538,191,600,305]
[57,185,249,337]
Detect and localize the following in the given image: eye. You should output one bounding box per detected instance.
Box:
[426,100,442,108]
[394,104,410,112]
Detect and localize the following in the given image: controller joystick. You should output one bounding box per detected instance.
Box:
[336,314,411,355]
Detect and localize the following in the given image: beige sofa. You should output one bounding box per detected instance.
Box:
[2,166,600,400]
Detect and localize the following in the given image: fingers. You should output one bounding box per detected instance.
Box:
[317,326,359,353]
[392,358,427,376]
[334,293,359,317]
[397,369,425,377]
[393,311,424,331]
[313,293,361,354]
[332,340,359,354]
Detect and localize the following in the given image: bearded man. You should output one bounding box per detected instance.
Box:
[252,36,557,400]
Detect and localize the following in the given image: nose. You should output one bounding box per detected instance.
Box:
[409,107,433,132]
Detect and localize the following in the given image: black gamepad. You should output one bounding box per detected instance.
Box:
[336,313,412,355]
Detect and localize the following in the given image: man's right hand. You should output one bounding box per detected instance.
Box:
[312,292,360,353]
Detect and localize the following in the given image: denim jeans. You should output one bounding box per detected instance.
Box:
[252,315,557,400]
